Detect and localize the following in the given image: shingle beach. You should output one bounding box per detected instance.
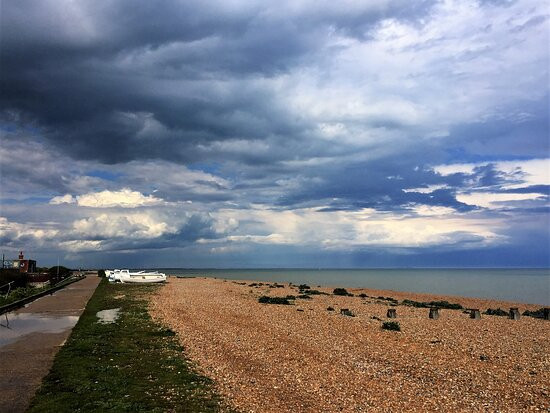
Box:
[150,277,549,412]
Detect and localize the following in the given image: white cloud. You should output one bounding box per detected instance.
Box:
[119,161,232,198]
[227,233,289,245]
[410,205,457,216]
[281,0,548,150]
[456,192,544,209]
[57,188,164,208]
[49,189,164,208]
[0,217,59,244]
[433,159,549,209]
[50,194,76,205]
[211,206,504,249]
[403,185,449,194]
[58,240,103,252]
[72,212,171,239]
[434,158,549,186]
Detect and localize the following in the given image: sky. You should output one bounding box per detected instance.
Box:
[0,0,548,268]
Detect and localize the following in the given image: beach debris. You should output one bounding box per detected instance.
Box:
[358,293,368,298]
[522,308,550,320]
[371,315,382,321]
[469,309,481,320]
[340,308,355,317]
[484,308,508,316]
[387,309,397,319]
[297,294,312,300]
[302,289,329,296]
[326,306,335,311]
[381,321,401,331]
[429,308,440,319]
[333,288,353,296]
[377,296,399,304]
[258,296,292,305]
[298,284,310,290]
[480,354,489,361]
[509,308,520,320]
[402,299,462,310]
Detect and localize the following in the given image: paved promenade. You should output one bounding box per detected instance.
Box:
[0,276,100,413]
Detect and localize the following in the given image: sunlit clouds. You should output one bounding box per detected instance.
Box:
[0,0,548,267]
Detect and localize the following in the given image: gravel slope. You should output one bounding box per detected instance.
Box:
[150,277,549,412]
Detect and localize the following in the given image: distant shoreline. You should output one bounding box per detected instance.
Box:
[158,268,550,306]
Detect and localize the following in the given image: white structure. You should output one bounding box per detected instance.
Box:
[107,269,166,284]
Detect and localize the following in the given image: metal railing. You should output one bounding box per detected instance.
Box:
[0,274,86,315]
[0,281,15,298]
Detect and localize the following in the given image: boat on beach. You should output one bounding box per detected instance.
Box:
[107,269,166,284]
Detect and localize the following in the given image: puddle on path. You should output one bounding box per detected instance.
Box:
[96,308,121,324]
[0,312,79,348]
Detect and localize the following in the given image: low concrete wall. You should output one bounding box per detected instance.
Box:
[0,276,86,315]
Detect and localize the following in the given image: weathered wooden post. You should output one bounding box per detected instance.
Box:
[544,308,549,320]
[387,308,397,318]
[429,308,439,319]
[340,308,354,317]
[470,309,481,319]
[509,307,520,320]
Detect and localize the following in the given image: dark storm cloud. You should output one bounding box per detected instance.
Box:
[0,0,435,165]
[1,0,548,266]
[80,213,222,252]
[272,152,482,212]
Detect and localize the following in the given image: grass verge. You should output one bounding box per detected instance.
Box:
[27,279,232,412]
[0,285,51,307]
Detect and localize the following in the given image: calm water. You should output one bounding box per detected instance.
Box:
[158,268,550,305]
[0,312,79,347]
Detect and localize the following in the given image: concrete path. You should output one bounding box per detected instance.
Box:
[0,276,100,413]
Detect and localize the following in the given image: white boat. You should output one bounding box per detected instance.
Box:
[107,269,166,284]
[106,269,123,283]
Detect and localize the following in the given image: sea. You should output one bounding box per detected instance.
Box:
[157,268,550,306]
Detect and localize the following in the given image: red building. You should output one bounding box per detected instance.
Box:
[4,251,37,273]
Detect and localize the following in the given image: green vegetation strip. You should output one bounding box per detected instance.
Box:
[0,276,85,315]
[28,279,232,413]
[0,285,52,308]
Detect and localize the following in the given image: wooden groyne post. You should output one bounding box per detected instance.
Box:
[509,307,520,320]
[470,309,481,319]
[340,308,354,317]
[544,308,549,320]
[429,308,439,319]
[387,308,397,318]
